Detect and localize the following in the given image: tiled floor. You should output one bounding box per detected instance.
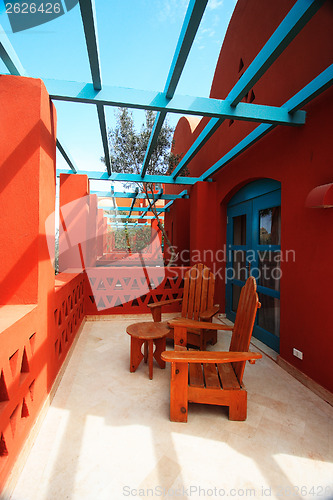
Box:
[10,315,333,500]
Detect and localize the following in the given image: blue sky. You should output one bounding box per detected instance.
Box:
[0,0,237,184]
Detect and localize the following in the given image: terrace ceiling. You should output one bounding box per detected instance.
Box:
[0,0,332,218]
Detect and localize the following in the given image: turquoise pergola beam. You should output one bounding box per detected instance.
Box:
[93,190,188,200]
[227,0,325,106]
[103,207,167,213]
[145,188,164,210]
[106,215,163,220]
[286,64,333,113]
[171,118,222,180]
[137,211,150,220]
[0,26,77,173]
[78,0,101,90]
[113,224,151,227]
[56,169,201,185]
[108,223,149,227]
[164,0,208,99]
[45,79,306,126]
[140,0,208,178]
[0,25,26,76]
[141,113,166,178]
[127,187,139,218]
[97,104,111,176]
[199,65,333,181]
[137,195,168,219]
[152,188,163,202]
[56,139,77,173]
[78,0,111,175]
[135,188,166,218]
[163,200,174,211]
[171,0,324,180]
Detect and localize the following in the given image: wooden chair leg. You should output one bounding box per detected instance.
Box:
[130,337,144,373]
[154,337,166,369]
[144,340,148,363]
[151,307,162,322]
[210,331,217,345]
[229,391,247,421]
[170,362,188,422]
[148,339,154,380]
[200,330,207,351]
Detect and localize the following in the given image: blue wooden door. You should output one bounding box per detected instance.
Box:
[226,180,281,352]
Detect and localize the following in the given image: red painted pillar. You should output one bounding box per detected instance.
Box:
[0,75,56,490]
[190,181,217,268]
[97,209,104,258]
[0,76,56,305]
[150,218,163,262]
[86,194,98,267]
[103,218,108,253]
[164,198,190,265]
[58,174,89,272]
[151,218,162,244]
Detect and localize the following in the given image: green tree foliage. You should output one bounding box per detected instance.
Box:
[101,108,185,264]
[104,108,185,179]
[113,226,152,253]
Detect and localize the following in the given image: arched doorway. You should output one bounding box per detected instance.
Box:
[226,179,281,352]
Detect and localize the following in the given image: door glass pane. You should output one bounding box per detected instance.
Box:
[259,206,281,245]
[258,293,280,337]
[233,214,246,245]
[258,251,280,291]
[232,284,241,312]
[233,250,247,281]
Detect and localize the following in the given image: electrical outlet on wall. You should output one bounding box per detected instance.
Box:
[293,348,303,360]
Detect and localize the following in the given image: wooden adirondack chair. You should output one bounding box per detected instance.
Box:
[148,263,220,350]
[161,277,262,422]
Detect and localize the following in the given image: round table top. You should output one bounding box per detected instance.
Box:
[126,321,170,340]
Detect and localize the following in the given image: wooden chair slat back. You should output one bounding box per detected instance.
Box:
[186,266,197,319]
[181,264,215,320]
[229,277,260,384]
[193,263,204,320]
[182,271,190,316]
[206,271,215,310]
[199,266,210,314]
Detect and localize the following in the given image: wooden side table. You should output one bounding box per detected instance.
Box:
[126,321,170,380]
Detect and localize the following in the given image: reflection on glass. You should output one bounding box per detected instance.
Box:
[258,293,280,337]
[233,250,247,281]
[233,214,246,245]
[258,251,280,291]
[259,206,281,245]
[232,284,241,312]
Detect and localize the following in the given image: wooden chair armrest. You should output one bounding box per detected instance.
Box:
[199,304,220,321]
[168,318,233,331]
[147,298,182,309]
[161,351,262,363]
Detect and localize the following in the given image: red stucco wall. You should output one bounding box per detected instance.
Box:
[0,77,85,493]
[168,0,333,392]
